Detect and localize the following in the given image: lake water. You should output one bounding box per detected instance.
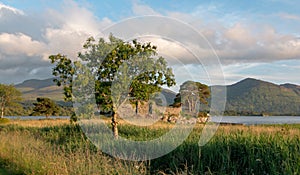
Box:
[5,116,70,120]
[4,116,300,125]
[210,116,300,125]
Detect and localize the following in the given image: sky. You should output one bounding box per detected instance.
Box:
[0,0,300,89]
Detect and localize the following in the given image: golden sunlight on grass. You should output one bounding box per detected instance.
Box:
[7,119,70,127]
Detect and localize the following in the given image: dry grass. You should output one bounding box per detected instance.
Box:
[0,123,145,175]
[0,119,299,174]
[216,124,300,137]
[98,115,176,129]
[7,119,70,128]
[5,118,300,135]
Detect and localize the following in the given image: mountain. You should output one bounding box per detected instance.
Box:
[15,78,177,105]
[15,78,57,89]
[160,88,177,105]
[15,78,64,101]
[14,77,300,115]
[280,83,300,95]
[218,78,300,115]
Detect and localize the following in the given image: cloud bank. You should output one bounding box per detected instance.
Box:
[0,1,299,85]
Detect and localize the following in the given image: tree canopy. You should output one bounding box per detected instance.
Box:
[173,81,210,114]
[49,34,176,138]
[0,84,22,118]
[79,35,176,113]
[31,97,60,118]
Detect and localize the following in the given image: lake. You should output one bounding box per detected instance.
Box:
[4,116,300,125]
[5,116,70,120]
[210,116,300,125]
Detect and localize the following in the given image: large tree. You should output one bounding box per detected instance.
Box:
[49,35,176,138]
[0,84,22,118]
[174,81,210,114]
[31,97,60,118]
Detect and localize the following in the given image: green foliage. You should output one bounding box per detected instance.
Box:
[49,54,75,102]
[150,127,300,174]
[173,81,210,113]
[2,100,73,117]
[31,97,60,117]
[49,34,176,115]
[70,113,78,124]
[0,84,22,118]
[79,35,176,113]
[0,123,299,174]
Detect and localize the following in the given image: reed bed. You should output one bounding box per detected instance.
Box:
[0,119,299,174]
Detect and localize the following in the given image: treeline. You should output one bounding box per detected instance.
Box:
[4,100,74,117]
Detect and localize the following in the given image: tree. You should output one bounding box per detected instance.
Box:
[172,93,182,107]
[31,97,60,118]
[49,34,176,138]
[0,84,22,118]
[174,81,210,114]
[49,54,75,102]
[127,56,176,114]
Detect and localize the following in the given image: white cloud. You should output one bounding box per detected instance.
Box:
[47,0,107,35]
[43,0,114,59]
[224,25,298,63]
[0,1,112,83]
[0,1,299,85]
[0,3,24,16]
[121,3,300,65]
[44,28,90,59]
[223,23,256,48]
[125,19,300,65]
[132,2,160,16]
[138,36,195,65]
[0,33,46,56]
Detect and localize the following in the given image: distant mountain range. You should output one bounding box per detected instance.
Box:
[14,77,300,115]
[15,78,64,101]
[213,78,300,115]
[15,78,177,104]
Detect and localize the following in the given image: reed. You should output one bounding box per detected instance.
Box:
[0,120,299,174]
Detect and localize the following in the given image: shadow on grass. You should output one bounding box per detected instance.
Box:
[0,159,24,175]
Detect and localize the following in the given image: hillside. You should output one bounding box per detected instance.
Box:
[15,78,64,101]
[221,78,300,115]
[15,78,176,105]
[14,77,300,115]
[160,88,177,105]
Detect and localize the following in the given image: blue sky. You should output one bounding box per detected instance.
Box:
[0,0,299,88]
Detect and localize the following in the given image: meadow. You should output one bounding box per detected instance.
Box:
[0,118,299,175]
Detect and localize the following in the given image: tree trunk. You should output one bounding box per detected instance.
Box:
[111,112,118,139]
[135,101,138,114]
[188,100,192,113]
[1,106,4,118]
[191,100,194,113]
[149,102,153,115]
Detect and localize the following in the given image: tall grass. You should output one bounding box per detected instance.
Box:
[0,120,299,174]
[0,123,146,175]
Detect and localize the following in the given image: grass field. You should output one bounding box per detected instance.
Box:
[0,119,299,174]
